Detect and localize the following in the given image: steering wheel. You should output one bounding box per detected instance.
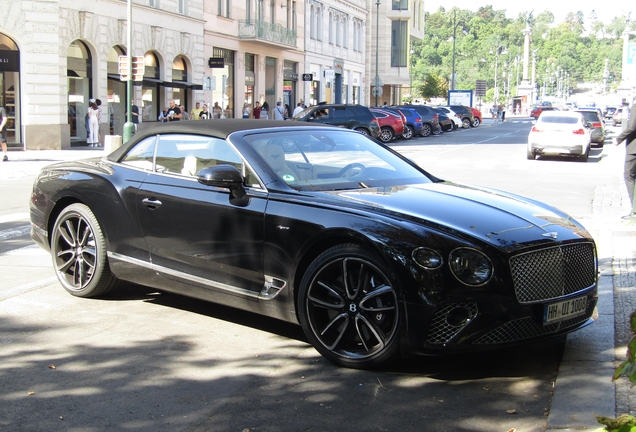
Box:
[338,163,366,178]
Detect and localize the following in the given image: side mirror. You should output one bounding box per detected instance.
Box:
[197,164,246,199]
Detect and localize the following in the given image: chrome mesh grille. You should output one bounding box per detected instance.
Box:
[510,243,595,303]
[473,299,595,344]
[426,302,478,345]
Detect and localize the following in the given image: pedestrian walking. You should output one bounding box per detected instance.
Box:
[274,101,285,120]
[87,100,100,147]
[0,104,8,161]
[614,102,636,220]
[261,102,269,119]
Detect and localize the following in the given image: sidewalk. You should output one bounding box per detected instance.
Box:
[547,143,636,431]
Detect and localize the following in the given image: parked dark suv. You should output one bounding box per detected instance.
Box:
[397,105,441,137]
[447,105,475,128]
[292,104,380,138]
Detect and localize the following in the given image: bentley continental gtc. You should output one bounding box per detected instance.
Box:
[30,120,598,369]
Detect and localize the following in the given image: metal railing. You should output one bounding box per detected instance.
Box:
[238,19,297,47]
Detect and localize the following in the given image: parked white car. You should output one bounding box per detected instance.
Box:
[437,106,463,129]
[527,111,592,162]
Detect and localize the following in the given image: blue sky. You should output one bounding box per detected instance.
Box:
[423,1,630,24]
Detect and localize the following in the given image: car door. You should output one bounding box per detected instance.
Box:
[135,133,268,299]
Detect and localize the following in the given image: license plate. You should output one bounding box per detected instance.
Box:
[543,296,587,324]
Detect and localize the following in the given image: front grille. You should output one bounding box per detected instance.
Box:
[426,302,478,345]
[473,298,596,344]
[510,242,596,304]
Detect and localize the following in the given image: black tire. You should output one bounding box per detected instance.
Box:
[527,149,535,160]
[51,203,120,297]
[421,124,432,137]
[472,117,481,127]
[579,146,589,162]
[402,125,414,140]
[461,118,471,128]
[354,127,369,136]
[379,127,394,143]
[298,244,402,369]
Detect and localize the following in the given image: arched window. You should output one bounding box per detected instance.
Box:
[310,5,315,40]
[67,40,92,144]
[0,33,21,147]
[317,7,323,41]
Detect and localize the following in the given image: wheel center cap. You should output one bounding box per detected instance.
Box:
[348,303,358,313]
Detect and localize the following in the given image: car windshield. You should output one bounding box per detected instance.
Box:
[243,129,433,191]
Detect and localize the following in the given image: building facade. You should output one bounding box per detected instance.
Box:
[202,0,304,119]
[302,0,367,106]
[366,0,424,106]
[1,0,205,150]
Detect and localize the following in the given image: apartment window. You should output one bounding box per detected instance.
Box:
[336,16,342,46]
[218,0,230,17]
[391,21,407,67]
[329,12,334,44]
[270,0,275,24]
[292,1,297,31]
[149,0,158,6]
[343,17,348,48]
[178,0,185,14]
[257,0,263,21]
[246,0,252,21]
[392,0,407,10]
[317,7,323,41]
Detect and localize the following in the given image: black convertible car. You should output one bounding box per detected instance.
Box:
[30,119,597,369]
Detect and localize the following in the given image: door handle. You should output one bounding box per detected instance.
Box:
[142,198,162,209]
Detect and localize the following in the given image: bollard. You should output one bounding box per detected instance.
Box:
[104,135,123,153]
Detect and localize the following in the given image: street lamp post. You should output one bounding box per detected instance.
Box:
[492,37,506,105]
[374,0,381,107]
[451,9,457,90]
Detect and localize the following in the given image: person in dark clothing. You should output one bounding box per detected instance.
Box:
[615,102,636,220]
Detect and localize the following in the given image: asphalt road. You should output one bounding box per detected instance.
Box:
[0,119,618,432]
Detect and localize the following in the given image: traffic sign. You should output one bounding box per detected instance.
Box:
[372,86,383,97]
[203,76,217,91]
[371,76,383,87]
[118,55,144,81]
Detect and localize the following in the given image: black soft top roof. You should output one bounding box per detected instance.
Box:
[106,119,332,162]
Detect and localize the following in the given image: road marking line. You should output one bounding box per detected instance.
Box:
[0,225,31,241]
[0,276,58,301]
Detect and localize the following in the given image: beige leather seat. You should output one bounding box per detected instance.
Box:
[259,143,298,181]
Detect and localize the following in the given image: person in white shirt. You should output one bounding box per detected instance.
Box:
[293,102,304,117]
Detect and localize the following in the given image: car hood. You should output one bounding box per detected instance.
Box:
[323,181,590,252]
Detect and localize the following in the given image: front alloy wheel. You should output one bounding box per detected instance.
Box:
[402,125,414,140]
[51,203,119,297]
[379,127,394,143]
[298,244,401,369]
[421,124,432,137]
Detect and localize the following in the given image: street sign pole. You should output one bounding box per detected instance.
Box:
[123,0,135,144]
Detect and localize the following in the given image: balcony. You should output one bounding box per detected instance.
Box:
[238,19,297,48]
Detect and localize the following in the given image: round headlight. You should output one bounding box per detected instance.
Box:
[412,247,443,270]
[449,248,493,286]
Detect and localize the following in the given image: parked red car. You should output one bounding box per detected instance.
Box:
[370,108,405,143]
[469,107,482,127]
[530,106,557,119]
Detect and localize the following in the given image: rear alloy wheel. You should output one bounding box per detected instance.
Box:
[51,203,120,297]
[379,127,394,143]
[402,125,413,140]
[298,244,402,369]
[472,117,481,127]
[462,118,471,128]
[421,124,432,137]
